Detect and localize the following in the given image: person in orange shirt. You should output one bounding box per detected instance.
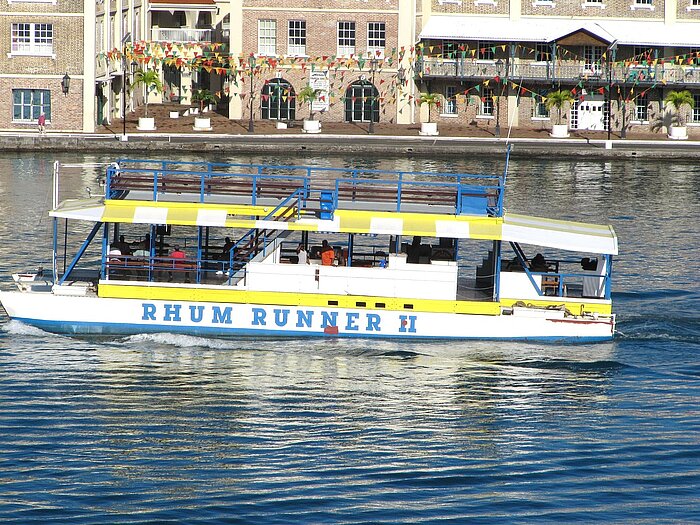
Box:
[169,245,190,282]
[320,240,335,266]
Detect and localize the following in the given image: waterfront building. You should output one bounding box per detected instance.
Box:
[408,0,700,136]
[0,0,96,132]
[2,0,699,135]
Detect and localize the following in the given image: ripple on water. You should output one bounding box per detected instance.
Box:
[1,154,700,523]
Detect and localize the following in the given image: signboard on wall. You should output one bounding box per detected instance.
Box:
[309,71,330,112]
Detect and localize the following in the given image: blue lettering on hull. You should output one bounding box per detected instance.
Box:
[139,303,410,335]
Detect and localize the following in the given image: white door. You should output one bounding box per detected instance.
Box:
[576,99,606,131]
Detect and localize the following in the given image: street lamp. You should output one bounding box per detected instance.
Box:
[494,58,504,138]
[368,58,379,134]
[606,41,618,141]
[121,33,132,140]
[61,73,70,95]
[248,54,256,133]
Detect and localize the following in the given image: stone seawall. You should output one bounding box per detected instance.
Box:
[1,134,699,161]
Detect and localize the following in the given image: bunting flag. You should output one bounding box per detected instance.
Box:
[107,40,699,118]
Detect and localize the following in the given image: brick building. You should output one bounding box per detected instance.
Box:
[0,0,93,132]
[3,0,699,135]
[417,0,700,136]
[224,0,420,128]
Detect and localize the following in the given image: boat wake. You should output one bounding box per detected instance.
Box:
[120,332,242,350]
[1,319,58,338]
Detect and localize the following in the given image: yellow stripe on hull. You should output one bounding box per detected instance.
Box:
[500,297,613,316]
[98,283,611,316]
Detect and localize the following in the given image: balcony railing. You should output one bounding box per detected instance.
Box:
[151,28,212,43]
[418,57,700,86]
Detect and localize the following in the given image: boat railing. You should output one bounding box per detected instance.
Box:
[106,164,311,205]
[105,254,198,282]
[529,270,609,300]
[105,160,505,215]
[333,178,501,215]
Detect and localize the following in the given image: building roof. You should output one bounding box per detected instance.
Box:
[148,0,217,11]
[149,0,215,4]
[419,16,700,47]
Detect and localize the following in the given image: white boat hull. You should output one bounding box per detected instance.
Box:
[0,291,614,341]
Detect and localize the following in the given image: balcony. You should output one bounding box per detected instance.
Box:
[418,57,700,87]
[151,28,212,43]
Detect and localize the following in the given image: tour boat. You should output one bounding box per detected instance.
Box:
[0,153,617,341]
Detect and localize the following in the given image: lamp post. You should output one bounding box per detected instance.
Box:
[606,41,618,141]
[248,54,255,133]
[121,33,131,141]
[494,58,504,138]
[61,73,70,96]
[368,58,379,134]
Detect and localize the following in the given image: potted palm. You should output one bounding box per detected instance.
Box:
[665,90,694,140]
[298,84,322,133]
[191,89,218,131]
[545,89,574,137]
[131,69,163,131]
[418,92,440,136]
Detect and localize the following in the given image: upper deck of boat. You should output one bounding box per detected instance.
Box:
[105,159,507,217]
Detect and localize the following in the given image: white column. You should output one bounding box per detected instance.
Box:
[397,0,418,125]
[82,0,97,132]
[229,0,244,120]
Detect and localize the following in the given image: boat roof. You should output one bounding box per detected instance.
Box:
[50,199,618,255]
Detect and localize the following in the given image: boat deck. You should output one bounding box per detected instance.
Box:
[107,159,506,217]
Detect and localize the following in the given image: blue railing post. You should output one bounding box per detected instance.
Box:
[397,173,403,212]
[105,165,115,198]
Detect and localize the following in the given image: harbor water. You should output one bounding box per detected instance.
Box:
[1,152,699,523]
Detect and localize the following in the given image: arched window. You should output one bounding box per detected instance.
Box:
[344,80,378,123]
[261,79,295,120]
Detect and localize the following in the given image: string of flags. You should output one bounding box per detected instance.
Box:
[97,41,698,110]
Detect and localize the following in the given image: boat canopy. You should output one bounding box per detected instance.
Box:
[50,200,618,255]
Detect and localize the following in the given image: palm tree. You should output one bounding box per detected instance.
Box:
[191,89,218,113]
[298,85,322,120]
[664,90,695,127]
[131,69,163,118]
[545,89,575,125]
[419,93,441,123]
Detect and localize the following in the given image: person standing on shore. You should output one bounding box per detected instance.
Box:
[37,113,46,135]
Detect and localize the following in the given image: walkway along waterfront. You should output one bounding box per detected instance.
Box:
[1,104,700,160]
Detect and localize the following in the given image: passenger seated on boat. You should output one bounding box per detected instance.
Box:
[169,245,190,283]
[335,247,348,266]
[320,240,335,266]
[221,237,235,260]
[132,233,151,255]
[419,244,432,264]
[406,236,421,264]
[112,235,131,255]
[529,253,548,272]
[297,244,309,265]
[581,257,598,271]
[506,256,525,271]
[108,247,122,262]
